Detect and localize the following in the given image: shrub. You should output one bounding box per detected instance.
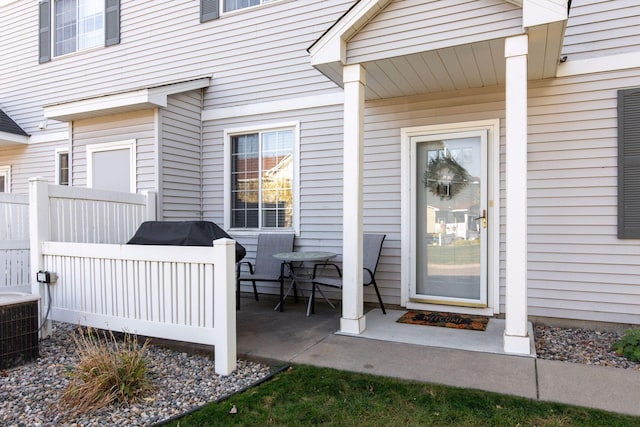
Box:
[611,328,640,362]
[60,326,153,414]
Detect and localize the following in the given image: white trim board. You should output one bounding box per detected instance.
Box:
[557,52,640,78]
[28,131,69,145]
[202,92,344,121]
[44,77,211,122]
[0,131,28,146]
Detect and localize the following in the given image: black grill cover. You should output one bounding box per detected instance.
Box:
[127,221,246,262]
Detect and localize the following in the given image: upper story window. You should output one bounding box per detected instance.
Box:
[225,123,299,231]
[39,0,120,63]
[54,0,103,56]
[200,0,278,22]
[224,0,274,13]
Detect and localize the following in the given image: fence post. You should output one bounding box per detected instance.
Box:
[29,177,51,337]
[213,238,237,375]
[143,190,157,221]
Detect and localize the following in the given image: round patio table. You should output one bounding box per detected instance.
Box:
[273,251,337,314]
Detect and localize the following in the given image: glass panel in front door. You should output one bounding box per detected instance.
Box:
[415,132,487,306]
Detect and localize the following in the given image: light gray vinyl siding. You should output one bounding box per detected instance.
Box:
[562,0,640,61]
[71,110,156,192]
[0,141,69,194]
[202,104,348,298]
[347,0,522,65]
[159,91,203,220]
[362,67,640,324]
[362,70,640,323]
[526,69,640,324]
[0,0,353,136]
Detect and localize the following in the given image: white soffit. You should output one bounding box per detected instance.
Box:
[0,131,29,146]
[43,76,211,122]
[523,0,568,28]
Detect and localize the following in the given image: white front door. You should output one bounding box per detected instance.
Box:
[411,130,488,307]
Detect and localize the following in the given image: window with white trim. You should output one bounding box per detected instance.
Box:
[200,0,278,21]
[0,166,10,192]
[54,0,103,56]
[226,125,298,230]
[87,140,135,193]
[55,149,69,185]
[224,0,275,12]
[38,0,120,63]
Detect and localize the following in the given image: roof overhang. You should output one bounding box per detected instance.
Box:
[0,107,29,146]
[0,130,29,147]
[522,0,568,28]
[308,0,393,86]
[309,0,569,99]
[43,76,212,122]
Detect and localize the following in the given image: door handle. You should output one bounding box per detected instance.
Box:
[473,209,487,229]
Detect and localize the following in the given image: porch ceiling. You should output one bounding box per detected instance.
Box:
[310,0,568,102]
[360,39,507,100]
[319,20,565,102]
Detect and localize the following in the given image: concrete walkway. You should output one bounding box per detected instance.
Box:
[236,295,640,417]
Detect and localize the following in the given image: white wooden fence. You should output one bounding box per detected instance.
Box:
[29,177,237,375]
[0,193,30,293]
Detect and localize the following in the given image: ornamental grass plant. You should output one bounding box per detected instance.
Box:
[60,326,153,414]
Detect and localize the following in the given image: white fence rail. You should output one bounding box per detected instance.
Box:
[46,182,156,244]
[29,177,238,375]
[0,193,30,293]
[42,240,236,374]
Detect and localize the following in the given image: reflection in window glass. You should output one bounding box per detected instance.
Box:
[224,0,271,12]
[58,151,69,185]
[231,129,293,229]
[54,0,103,56]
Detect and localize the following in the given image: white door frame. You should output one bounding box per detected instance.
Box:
[400,119,501,316]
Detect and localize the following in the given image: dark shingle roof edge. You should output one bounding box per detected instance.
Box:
[0,108,29,136]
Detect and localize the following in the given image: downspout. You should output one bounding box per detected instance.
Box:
[199,87,204,221]
[154,107,162,220]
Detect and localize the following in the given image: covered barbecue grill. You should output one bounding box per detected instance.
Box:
[127,221,246,262]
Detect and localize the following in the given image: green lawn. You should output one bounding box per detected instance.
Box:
[164,365,640,427]
[427,242,480,265]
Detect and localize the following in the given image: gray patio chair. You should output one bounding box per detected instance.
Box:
[310,234,386,314]
[236,233,294,310]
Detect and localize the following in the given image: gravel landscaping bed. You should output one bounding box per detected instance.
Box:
[534,324,640,370]
[0,322,273,427]
[2,321,639,426]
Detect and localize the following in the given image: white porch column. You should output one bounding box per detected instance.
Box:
[504,35,531,355]
[341,64,366,334]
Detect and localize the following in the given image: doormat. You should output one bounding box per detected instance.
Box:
[396,310,489,331]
